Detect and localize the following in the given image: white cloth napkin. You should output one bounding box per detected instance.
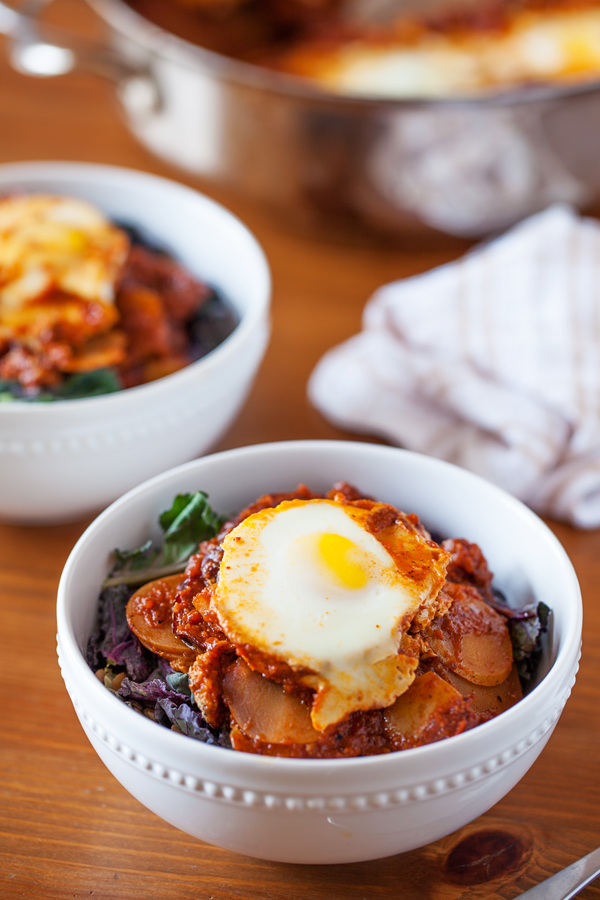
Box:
[309,205,600,528]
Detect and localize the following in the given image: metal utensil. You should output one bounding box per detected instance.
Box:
[519,848,600,900]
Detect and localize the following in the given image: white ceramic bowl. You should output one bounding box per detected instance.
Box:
[57,441,582,865]
[0,161,270,524]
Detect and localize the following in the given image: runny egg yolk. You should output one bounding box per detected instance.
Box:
[316,532,369,590]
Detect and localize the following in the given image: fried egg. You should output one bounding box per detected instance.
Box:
[212,498,450,731]
[0,194,129,332]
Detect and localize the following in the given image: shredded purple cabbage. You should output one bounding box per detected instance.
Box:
[117,676,190,705]
[87,512,550,751]
[155,699,230,746]
[490,594,551,681]
[86,584,154,682]
[86,583,228,747]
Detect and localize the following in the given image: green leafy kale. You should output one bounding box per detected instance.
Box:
[159,491,224,565]
[104,491,225,587]
[165,669,193,697]
[490,593,551,683]
[88,628,229,747]
[0,368,122,403]
[111,540,159,575]
[0,380,54,402]
[508,601,551,682]
[155,698,225,743]
[53,368,122,399]
[85,583,154,681]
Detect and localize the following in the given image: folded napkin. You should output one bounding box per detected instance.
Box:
[309,205,600,528]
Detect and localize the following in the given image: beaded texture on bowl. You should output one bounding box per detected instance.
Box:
[56,440,583,863]
[58,640,580,814]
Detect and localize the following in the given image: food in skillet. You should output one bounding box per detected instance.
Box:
[87,483,549,757]
[0,194,237,401]
[268,0,600,98]
[126,0,600,98]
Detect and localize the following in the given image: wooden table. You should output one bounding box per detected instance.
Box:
[1,6,599,897]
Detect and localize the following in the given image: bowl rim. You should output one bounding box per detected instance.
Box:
[0,160,271,415]
[90,0,600,108]
[57,439,583,776]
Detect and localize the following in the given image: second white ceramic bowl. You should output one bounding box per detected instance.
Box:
[57,441,582,864]
[0,161,270,524]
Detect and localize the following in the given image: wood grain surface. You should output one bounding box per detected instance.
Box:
[0,4,599,898]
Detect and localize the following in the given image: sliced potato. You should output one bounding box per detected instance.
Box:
[383,671,477,749]
[126,574,196,670]
[457,630,514,686]
[222,658,319,745]
[442,664,523,718]
[423,588,513,686]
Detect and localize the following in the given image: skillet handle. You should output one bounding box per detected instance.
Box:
[0,0,160,114]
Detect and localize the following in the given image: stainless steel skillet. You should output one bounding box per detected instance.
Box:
[2,0,600,239]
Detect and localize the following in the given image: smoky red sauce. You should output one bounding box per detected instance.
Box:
[0,213,237,400]
[81,482,545,758]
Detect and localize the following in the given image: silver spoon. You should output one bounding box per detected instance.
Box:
[517,848,600,900]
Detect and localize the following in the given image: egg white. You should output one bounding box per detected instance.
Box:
[0,194,129,326]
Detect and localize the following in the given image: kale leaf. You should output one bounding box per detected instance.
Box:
[0,380,54,403]
[112,662,229,747]
[112,540,159,575]
[187,290,238,361]
[165,669,193,698]
[86,583,154,681]
[490,594,551,683]
[104,491,224,587]
[159,491,224,566]
[155,699,230,746]
[53,368,122,399]
[0,369,122,403]
[118,675,190,705]
[87,493,229,747]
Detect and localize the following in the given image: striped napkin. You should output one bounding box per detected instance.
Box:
[309,205,600,528]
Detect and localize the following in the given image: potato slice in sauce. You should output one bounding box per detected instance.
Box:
[126,574,196,670]
[441,664,523,718]
[383,671,477,749]
[423,587,513,686]
[222,658,319,745]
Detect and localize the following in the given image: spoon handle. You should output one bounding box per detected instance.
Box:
[518,848,600,900]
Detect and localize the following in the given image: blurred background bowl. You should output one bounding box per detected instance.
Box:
[57,440,582,864]
[0,160,270,524]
